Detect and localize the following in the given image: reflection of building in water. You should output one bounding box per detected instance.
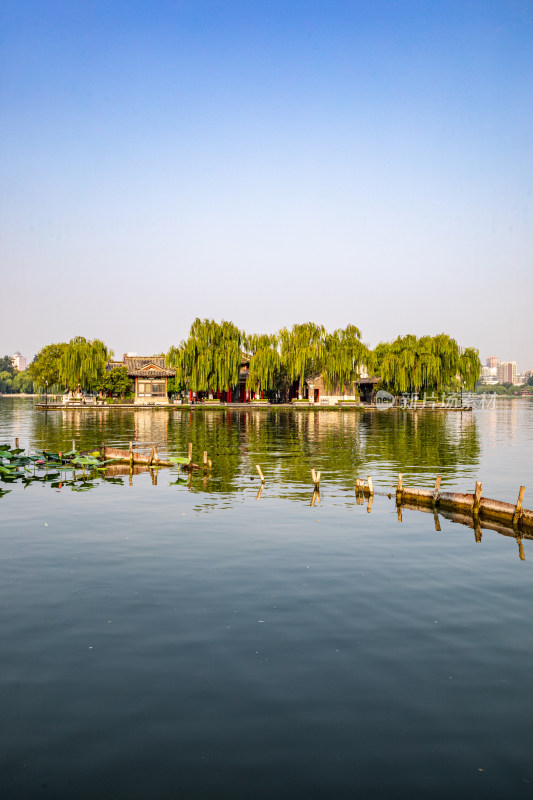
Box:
[134,410,169,449]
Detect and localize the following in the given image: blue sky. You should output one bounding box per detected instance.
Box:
[1,0,532,368]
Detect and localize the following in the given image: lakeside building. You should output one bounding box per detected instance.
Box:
[106,354,380,405]
[486,356,499,369]
[12,351,26,371]
[304,371,380,405]
[107,355,175,405]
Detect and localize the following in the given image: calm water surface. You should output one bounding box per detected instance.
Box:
[1,399,533,799]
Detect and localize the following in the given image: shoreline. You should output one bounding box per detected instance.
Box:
[32,401,473,413]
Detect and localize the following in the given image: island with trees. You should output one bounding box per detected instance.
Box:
[7,320,489,409]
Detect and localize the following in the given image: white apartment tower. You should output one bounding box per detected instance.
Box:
[12,351,27,371]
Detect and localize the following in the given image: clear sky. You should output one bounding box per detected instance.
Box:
[1,0,532,369]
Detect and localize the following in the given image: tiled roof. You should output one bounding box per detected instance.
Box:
[106,356,175,378]
[124,356,175,377]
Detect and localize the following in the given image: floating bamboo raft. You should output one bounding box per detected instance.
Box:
[99,443,199,469]
[100,445,172,467]
[354,473,533,532]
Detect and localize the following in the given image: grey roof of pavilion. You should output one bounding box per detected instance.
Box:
[106,356,175,378]
[124,356,175,378]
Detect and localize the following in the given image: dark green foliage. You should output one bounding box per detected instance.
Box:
[28,343,68,388]
[0,355,14,375]
[96,366,133,397]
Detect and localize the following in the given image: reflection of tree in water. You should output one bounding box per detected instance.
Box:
[240,411,366,489]
[27,407,481,499]
[359,411,480,487]
[31,409,138,454]
[167,411,242,494]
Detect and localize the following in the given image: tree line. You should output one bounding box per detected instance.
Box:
[22,322,482,399]
[0,354,35,394]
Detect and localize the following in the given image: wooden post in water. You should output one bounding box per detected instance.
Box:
[513,486,526,526]
[129,441,133,470]
[473,481,482,514]
[188,442,193,462]
[396,474,403,503]
[208,459,212,474]
[15,438,19,449]
[72,439,76,452]
[367,495,373,513]
[517,536,525,561]
[256,465,265,483]
[367,476,374,497]
[203,451,208,473]
[433,475,441,503]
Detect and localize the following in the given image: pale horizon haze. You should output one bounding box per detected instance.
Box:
[1,1,532,370]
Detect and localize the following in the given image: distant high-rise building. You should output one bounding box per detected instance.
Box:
[498,361,517,384]
[12,351,26,371]
[480,366,498,385]
[486,356,499,369]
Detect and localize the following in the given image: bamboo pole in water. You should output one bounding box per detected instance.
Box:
[513,486,526,525]
[473,481,482,514]
[396,474,403,503]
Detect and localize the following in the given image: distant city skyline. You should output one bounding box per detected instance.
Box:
[1,1,531,367]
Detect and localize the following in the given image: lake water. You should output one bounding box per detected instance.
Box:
[1,398,533,799]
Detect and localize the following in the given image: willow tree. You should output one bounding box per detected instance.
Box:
[59,337,111,393]
[377,335,441,396]
[457,347,482,392]
[322,325,371,394]
[280,322,326,399]
[245,333,281,395]
[374,334,480,396]
[167,318,243,395]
